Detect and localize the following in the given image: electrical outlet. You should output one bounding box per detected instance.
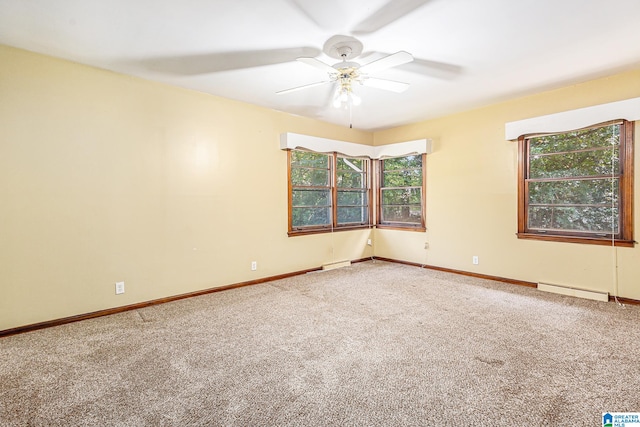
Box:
[367,239,372,246]
[251,261,257,271]
[115,281,125,295]
[424,242,429,249]
[472,256,479,265]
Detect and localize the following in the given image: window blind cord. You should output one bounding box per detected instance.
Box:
[610,128,623,307]
[369,169,375,262]
[331,222,335,263]
[368,217,375,263]
[331,174,335,264]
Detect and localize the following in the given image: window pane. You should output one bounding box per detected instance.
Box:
[292,207,331,227]
[337,158,364,171]
[292,189,330,207]
[528,206,618,233]
[337,171,364,188]
[338,207,368,224]
[529,148,619,179]
[529,125,620,155]
[529,179,618,205]
[337,190,367,206]
[381,188,422,205]
[382,206,422,224]
[382,169,422,187]
[291,151,329,168]
[291,168,330,186]
[382,155,422,171]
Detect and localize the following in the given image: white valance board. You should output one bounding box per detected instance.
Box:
[504,97,640,140]
[280,132,432,159]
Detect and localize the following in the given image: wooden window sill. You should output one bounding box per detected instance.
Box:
[516,232,635,247]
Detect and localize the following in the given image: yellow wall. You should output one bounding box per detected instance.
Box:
[0,45,373,330]
[374,71,640,301]
[2,44,640,331]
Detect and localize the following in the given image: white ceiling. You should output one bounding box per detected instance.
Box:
[2,0,640,131]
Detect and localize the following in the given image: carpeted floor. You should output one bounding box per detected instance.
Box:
[1,261,639,426]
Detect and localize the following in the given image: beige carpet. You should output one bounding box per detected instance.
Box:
[1,261,639,426]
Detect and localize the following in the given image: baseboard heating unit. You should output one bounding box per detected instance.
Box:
[537,282,609,302]
[322,260,351,271]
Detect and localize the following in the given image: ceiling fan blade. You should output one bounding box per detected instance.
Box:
[142,47,321,75]
[399,58,464,80]
[359,51,414,74]
[297,57,337,74]
[352,0,433,35]
[277,80,331,95]
[362,77,410,93]
[287,0,347,29]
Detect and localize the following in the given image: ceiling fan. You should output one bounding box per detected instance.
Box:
[276,35,413,109]
[142,0,460,80]
[140,0,461,122]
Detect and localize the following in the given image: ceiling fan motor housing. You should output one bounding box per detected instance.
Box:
[323,35,364,61]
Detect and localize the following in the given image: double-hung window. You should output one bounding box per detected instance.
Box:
[517,120,634,246]
[377,154,426,231]
[289,150,332,231]
[336,157,370,226]
[288,150,371,235]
